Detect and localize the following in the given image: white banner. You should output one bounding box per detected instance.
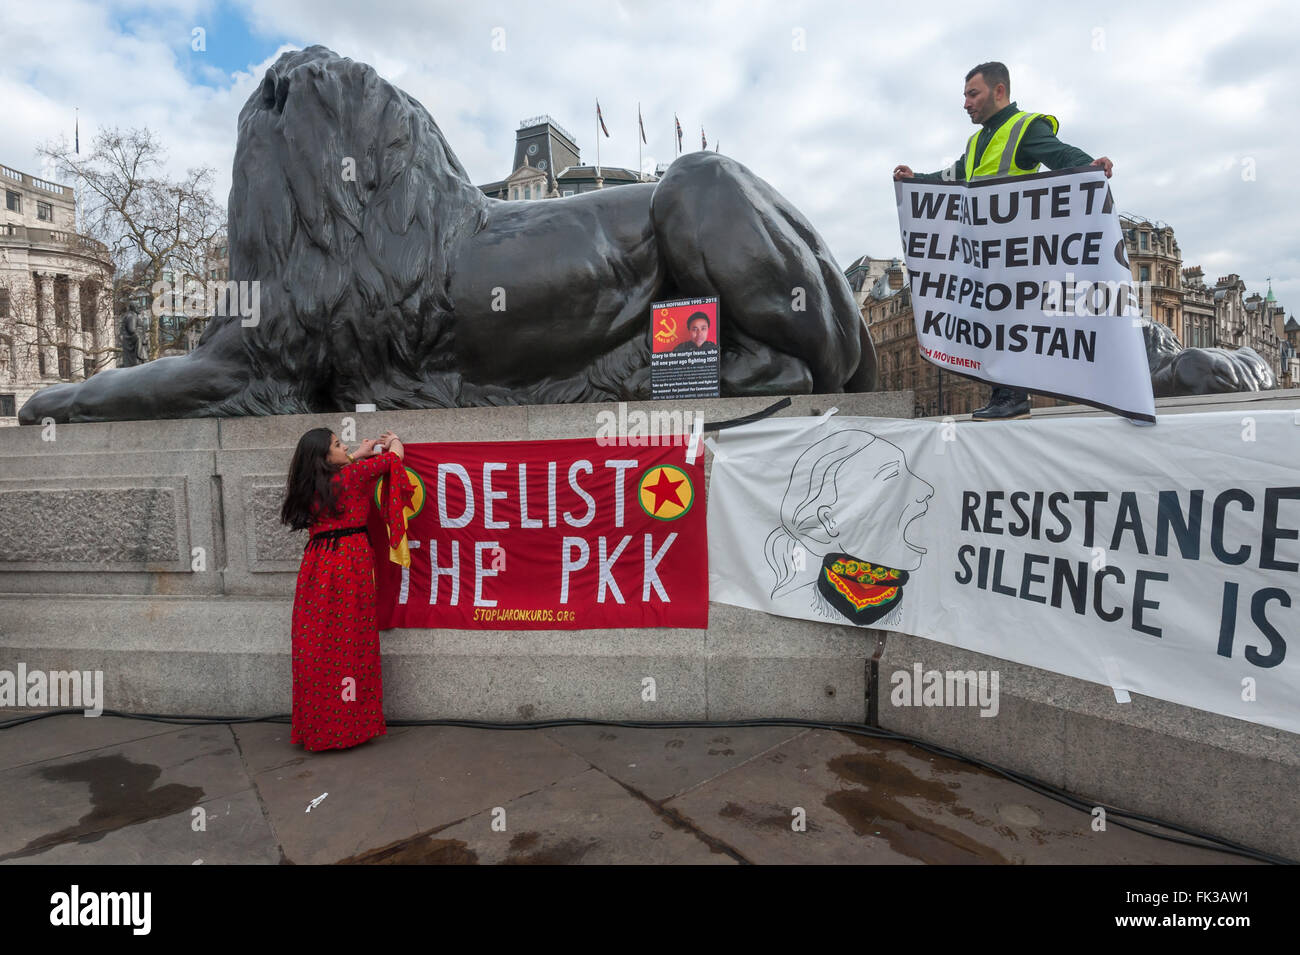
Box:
[707,411,1299,733]
[895,167,1156,422]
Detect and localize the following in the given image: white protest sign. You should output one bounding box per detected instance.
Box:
[707,411,1299,733]
[895,168,1156,422]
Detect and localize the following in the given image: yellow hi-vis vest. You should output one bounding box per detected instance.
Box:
[964,111,1059,181]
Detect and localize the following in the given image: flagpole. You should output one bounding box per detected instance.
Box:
[595,98,601,180]
[74,107,80,234]
[637,101,642,181]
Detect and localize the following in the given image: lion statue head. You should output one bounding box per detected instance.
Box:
[222,45,491,413]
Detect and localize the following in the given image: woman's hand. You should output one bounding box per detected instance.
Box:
[381,431,405,461]
[354,438,380,459]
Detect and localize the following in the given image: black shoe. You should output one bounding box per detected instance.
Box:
[971,387,1031,421]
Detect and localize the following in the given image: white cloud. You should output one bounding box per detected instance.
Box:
[1,0,1296,310]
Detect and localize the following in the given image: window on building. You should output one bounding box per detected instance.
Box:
[57,345,71,379]
[1139,232,1148,250]
[80,287,94,331]
[83,358,94,378]
[37,200,53,221]
[5,190,20,212]
[1140,266,1150,283]
[0,394,15,417]
[0,288,8,317]
[38,353,45,375]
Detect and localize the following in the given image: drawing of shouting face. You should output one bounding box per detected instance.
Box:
[765,428,934,625]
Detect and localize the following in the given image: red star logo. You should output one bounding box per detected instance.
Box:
[644,468,685,514]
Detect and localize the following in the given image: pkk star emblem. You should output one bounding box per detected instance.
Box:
[644,468,685,514]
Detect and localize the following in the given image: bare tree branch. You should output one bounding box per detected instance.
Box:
[37,126,227,361]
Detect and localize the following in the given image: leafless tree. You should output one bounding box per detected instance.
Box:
[38,127,227,361]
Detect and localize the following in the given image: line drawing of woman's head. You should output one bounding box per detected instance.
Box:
[764,429,934,600]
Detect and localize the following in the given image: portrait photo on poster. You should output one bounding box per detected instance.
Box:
[651,298,719,353]
[650,296,721,399]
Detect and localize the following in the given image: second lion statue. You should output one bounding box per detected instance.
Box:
[20,45,875,424]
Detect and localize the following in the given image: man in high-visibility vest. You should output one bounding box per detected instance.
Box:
[893,61,1113,420]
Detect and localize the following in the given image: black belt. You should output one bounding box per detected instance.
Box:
[306,525,369,551]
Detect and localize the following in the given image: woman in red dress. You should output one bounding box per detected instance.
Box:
[279,427,410,752]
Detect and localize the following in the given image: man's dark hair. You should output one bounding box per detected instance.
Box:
[966,61,1010,98]
[687,311,710,329]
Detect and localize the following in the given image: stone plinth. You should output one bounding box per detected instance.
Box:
[2,387,1296,859]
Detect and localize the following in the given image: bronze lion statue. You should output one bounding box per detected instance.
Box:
[1143,320,1275,396]
[20,46,874,423]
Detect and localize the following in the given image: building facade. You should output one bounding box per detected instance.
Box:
[844,255,894,309]
[1180,266,1216,349]
[479,115,658,202]
[1121,214,1183,341]
[1210,274,1284,375]
[1240,282,1285,375]
[1,163,115,425]
[1282,316,1300,389]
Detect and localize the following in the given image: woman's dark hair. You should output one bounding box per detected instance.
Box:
[280,427,345,530]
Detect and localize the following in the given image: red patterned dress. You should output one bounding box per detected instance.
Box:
[290,450,411,752]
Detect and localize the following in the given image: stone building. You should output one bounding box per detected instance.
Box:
[1121,214,1183,341]
[1180,266,1216,349]
[1,162,115,425]
[1212,274,1283,375]
[1282,315,1300,389]
[1121,218,1287,381]
[844,255,894,309]
[1240,282,1285,375]
[478,115,657,201]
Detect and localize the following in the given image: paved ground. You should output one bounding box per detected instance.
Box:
[0,711,1257,864]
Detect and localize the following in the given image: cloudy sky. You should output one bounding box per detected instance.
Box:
[2,0,1295,310]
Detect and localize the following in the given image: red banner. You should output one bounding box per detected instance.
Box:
[365,438,708,630]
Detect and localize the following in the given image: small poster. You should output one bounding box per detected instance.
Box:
[650,297,720,399]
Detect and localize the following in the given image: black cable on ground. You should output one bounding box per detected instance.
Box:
[3,708,1290,865]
